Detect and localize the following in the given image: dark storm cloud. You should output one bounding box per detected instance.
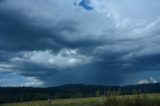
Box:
[0,8,68,51]
[0,6,106,53]
[0,0,160,86]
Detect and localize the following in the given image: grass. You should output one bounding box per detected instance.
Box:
[0,97,99,106]
[1,94,160,106]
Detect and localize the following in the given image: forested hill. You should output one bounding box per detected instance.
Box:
[0,83,160,104]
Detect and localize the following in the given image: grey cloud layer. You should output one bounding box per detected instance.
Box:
[0,0,160,86]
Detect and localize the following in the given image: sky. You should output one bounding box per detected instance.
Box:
[0,0,160,87]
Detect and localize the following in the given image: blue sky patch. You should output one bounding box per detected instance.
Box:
[78,0,93,10]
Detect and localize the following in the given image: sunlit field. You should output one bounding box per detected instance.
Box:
[1,94,160,106]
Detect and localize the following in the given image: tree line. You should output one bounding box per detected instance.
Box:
[0,83,160,104]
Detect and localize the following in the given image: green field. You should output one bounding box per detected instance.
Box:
[1,94,160,106]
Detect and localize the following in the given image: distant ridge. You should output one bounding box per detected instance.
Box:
[0,83,160,103]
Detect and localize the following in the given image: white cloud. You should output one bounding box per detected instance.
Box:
[150,77,158,83]
[137,80,149,84]
[137,77,158,85]
[0,63,17,72]
[0,73,43,87]
[11,49,94,68]
[23,77,44,87]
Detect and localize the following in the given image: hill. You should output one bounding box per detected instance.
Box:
[0,83,160,103]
